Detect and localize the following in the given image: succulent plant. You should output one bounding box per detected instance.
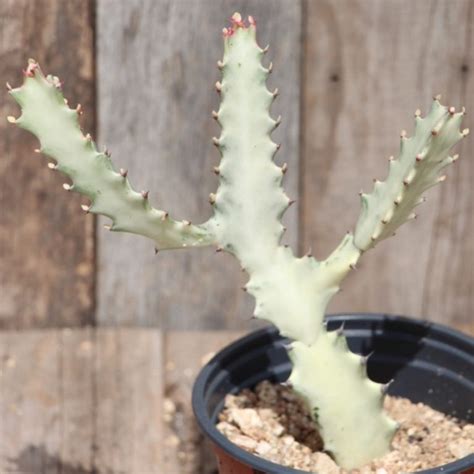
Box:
[7,12,469,470]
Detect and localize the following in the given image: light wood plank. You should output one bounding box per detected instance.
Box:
[0,329,164,473]
[163,330,245,474]
[302,0,473,329]
[96,0,302,329]
[0,0,96,329]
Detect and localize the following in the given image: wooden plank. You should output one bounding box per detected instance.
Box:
[0,0,96,329]
[96,0,302,329]
[302,0,473,330]
[0,328,164,473]
[163,330,245,474]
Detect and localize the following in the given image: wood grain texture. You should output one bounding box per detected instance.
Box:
[0,0,96,329]
[163,330,244,474]
[302,0,473,331]
[96,0,302,329]
[0,328,163,474]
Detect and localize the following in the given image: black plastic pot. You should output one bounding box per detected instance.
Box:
[192,313,474,474]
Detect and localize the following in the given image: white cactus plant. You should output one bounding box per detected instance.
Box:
[7,13,469,469]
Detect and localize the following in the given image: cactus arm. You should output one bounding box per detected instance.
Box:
[205,17,289,271]
[8,60,216,250]
[354,98,468,251]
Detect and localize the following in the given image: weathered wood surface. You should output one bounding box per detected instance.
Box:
[302,0,473,331]
[0,328,164,474]
[163,330,244,474]
[0,0,96,328]
[96,0,302,329]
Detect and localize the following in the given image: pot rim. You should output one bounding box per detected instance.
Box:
[192,313,474,474]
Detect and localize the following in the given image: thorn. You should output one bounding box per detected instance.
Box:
[274,115,282,128]
[394,197,401,205]
[154,248,159,255]
[462,128,470,137]
[119,168,128,178]
[267,62,273,73]
[104,148,111,157]
[371,235,377,242]
[282,226,287,233]
[452,154,459,162]
[217,60,224,70]
[461,106,466,115]
[437,175,447,183]
[81,204,91,213]
[7,116,16,124]
[85,133,92,142]
[414,109,421,117]
[183,220,191,226]
[215,247,223,253]
[433,94,442,101]
[349,263,357,270]
[448,106,456,115]
[47,162,57,170]
[358,189,364,196]
[262,45,269,54]
[361,351,374,366]
[141,190,149,199]
[63,183,72,191]
[272,87,279,97]
[281,163,288,174]
[306,248,312,257]
[408,212,417,220]
[417,196,427,205]
[276,143,281,151]
[209,193,216,204]
[431,129,438,136]
[215,81,222,93]
[416,154,423,162]
[373,178,380,184]
[382,218,388,224]
[6,82,12,91]
[212,110,218,120]
[288,199,296,206]
[103,224,112,231]
[336,323,345,336]
[241,286,247,292]
[34,148,41,153]
[212,137,220,146]
[388,156,394,162]
[400,129,407,138]
[248,15,256,26]
[76,104,83,115]
[403,179,410,186]
[161,212,169,221]
[381,379,394,395]
[213,166,220,175]
[64,98,69,105]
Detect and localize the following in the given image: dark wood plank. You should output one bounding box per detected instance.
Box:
[302,0,473,330]
[0,328,164,473]
[0,0,96,328]
[96,0,302,329]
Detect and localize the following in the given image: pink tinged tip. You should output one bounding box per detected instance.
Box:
[449,106,456,115]
[215,81,222,93]
[416,154,423,162]
[248,15,256,26]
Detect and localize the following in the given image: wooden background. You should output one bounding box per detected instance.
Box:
[0,0,472,473]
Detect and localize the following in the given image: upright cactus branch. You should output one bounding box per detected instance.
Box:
[7,13,469,470]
